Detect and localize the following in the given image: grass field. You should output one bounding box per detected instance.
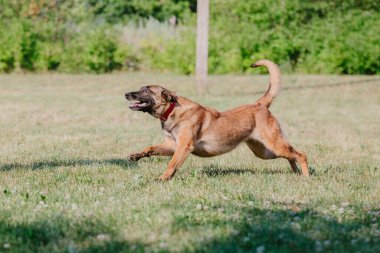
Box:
[0,73,379,253]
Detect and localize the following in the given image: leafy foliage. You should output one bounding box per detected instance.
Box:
[20,22,40,71]
[0,0,378,74]
[203,0,380,74]
[87,0,196,23]
[85,29,122,73]
[0,25,16,73]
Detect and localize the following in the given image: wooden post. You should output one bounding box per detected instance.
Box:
[196,0,209,95]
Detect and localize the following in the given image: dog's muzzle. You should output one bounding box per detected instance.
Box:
[125,92,151,111]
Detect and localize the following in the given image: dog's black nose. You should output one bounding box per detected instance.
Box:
[125,92,136,100]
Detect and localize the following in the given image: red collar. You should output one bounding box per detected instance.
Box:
[160,102,176,122]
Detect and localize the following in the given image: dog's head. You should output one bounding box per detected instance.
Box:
[125,85,177,115]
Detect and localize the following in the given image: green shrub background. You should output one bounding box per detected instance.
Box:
[0,0,379,74]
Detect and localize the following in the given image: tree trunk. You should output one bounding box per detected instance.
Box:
[196,0,209,95]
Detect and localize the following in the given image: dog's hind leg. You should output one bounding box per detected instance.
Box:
[246,139,277,159]
[281,145,309,176]
[289,160,300,174]
[128,139,175,161]
[246,138,300,174]
[254,128,309,176]
[263,137,309,176]
[253,112,309,176]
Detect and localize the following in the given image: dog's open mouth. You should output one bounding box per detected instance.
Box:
[128,99,151,111]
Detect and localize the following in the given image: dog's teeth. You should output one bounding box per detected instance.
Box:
[129,101,148,108]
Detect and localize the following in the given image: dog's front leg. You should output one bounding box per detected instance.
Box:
[128,140,175,161]
[158,133,194,181]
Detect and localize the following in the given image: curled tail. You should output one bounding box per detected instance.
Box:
[251,59,281,108]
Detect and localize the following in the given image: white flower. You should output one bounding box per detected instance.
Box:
[68,242,76,253]
[221,194,229,200]
[159,242,168,248]
[37,201,48,208]
[294,216,301,222]
[133,175,142,181]
[291,222,301,230]
[263,201,270,208]
[96,234,110,241]
[256,245,265,253]
[315,241,323,252]
[231,229,239,236]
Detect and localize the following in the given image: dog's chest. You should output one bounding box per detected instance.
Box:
[161,121,178,141]
[161,120,176,132]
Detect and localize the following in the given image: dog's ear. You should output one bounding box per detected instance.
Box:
[161,89,177,103]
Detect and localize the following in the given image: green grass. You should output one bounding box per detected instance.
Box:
[0,73,379,253]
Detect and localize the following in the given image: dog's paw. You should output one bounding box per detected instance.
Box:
[156,174,171,181]
[127,153,143,162]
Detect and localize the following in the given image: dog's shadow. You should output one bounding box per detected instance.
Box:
[200,163,291,177]
[0,158,137,171]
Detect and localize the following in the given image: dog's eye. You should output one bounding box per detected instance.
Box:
[143,88,150,93]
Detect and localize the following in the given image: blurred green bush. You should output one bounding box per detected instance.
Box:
[0,0,378,74]
[0,26,16,73]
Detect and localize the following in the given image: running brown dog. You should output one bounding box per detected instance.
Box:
[125,60,309,180]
